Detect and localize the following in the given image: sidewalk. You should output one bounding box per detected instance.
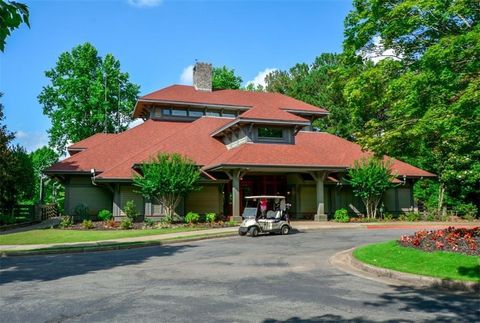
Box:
[1,220,478,254]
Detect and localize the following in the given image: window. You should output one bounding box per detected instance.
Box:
[222,111,236,118]
[206,110,221,117]
[171,109,188,116]
[162,108,171,116]
[258,127,283,139]
[188,110,204,117]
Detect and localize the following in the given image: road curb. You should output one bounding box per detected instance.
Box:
[0,231,238,257]
[330,248,479,293]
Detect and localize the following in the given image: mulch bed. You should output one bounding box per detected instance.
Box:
[399,227,480,256]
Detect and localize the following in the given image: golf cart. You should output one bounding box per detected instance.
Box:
[238,195,291,237]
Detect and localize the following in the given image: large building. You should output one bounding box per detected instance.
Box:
[46,62,434,221]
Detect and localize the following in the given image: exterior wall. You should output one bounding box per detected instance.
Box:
[185,184,222,215]
[64,176,113,217]
[119,185,144,218]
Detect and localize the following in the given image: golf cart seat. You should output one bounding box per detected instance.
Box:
[275,211,282,220]
[266,210,276,219]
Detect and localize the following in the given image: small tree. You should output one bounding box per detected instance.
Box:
[347,157,396,219]
[133,153,201,220]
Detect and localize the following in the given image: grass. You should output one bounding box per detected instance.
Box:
[0,226,213,245]
[354,240,480,282]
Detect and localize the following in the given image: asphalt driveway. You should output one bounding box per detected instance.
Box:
[1,228,478,322]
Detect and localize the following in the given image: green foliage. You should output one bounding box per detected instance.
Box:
[124,200,138,221]
[81,219,94,229]
[455,203,478,221]
[134,153,201,219]
[0,213,16,225]
[143,218,156,228]
[383,213,394,221]
[184,212,200,224]
[405,211,420,222]
[226,218,237,227]
[29,146,61,204]
[59,215,73,228]
[333,208,349,223]
[347,157,395,219]
[0,0,30,51]
[97,209,112,221]
[212,66,242,90]
[74,204,89,221]
[38,42,140,153]
[120,217,133,230]
[205,212,216,224]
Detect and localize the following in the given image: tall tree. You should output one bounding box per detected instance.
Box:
[0,0,29,51]
[0,92,15,208]
[38,42,140,153]
[30,146,59,203]
[344,0,480,211]
[212,66,243,90]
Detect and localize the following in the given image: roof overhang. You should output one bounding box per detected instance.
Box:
[282,108,329,116]
[203,163,347,173]
[211,118,310,137]
[134,98,252,118]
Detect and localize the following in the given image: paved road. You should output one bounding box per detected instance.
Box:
[1,228,478,322]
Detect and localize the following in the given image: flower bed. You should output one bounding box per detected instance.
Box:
[399,227,480,256]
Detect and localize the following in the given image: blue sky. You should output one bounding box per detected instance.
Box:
[0,0,352,152]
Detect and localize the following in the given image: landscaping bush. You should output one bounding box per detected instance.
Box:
[82,219,94,229]
[74,203,89,221]
[59,215,73,228]
[0,214,16,225]
[334,209,349,223]
[97,209,112,221]
[226,218,237,227]
[120,218,133,230]
[205,212,216,224]
[383,213,394,221]
[124,200,138,221]
[455,203,478,221]
[405,211,420,222]
[105,218,118,229]
[185,212,200,224]
[399,227,480,256]
[143,218,156,228]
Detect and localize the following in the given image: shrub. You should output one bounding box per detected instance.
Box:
[0,214,16,225]
[120,218,133,230]
[226,218,237,227]
[97,209,112,221]
[59,215,73,228]
[185,212,200,224]
[82,219,94,229]
[143,218,156,228]
[334,209,349,223]
[455,203,478,221]
[205,212,216,224]
[124,200,138,221]
[74,203,90,221]
[383,213,394,221]
[105,218,118,228]
[406,211,420,222]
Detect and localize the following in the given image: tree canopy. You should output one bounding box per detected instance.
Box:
[0,0,29,51]
[38,42,141,153]
[30,146,60,204]
[212,66,243,90]
[263,0,479,213]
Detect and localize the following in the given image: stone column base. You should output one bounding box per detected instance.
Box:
[314,213,328,222]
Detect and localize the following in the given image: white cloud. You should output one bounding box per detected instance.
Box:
[180,64,194,85]
[127,0,163,7]
[246,68,277,87]
[362,36,400,64]
[13,131,49,152]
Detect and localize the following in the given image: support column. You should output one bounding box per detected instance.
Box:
[113,184,121,221]
[312,171,327,222]
[232,169,242,222]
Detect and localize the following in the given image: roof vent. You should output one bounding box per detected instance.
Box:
[193,62,212,92]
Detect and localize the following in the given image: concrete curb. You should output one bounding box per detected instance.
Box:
[329,248,479,293]
[0,231,238,257]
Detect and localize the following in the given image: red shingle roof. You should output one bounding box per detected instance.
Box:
[47,118,434,179]
[134,85,327,122]
[68,133,116,151]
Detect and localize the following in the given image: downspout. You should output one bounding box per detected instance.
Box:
[90,168,97,186]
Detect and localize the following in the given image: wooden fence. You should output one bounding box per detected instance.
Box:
[0,204,58,226]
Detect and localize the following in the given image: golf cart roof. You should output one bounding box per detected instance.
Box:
[245,195,286,200]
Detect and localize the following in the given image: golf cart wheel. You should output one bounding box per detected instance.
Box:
[249,226,259,237]
[281,225,290,235]
[238,230,247,236]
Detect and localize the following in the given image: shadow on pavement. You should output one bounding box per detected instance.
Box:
[264,284,479,322]
[0,244,194,285]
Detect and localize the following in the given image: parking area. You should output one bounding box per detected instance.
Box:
[1,228,478,322]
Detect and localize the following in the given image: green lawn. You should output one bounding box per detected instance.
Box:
[0,227,210,245]
[353,240,480,282]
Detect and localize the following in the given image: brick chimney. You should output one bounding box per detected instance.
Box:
[193,62,212,92]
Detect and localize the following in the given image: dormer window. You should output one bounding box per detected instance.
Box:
[258,127,283,139]
[171,109,187,116]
